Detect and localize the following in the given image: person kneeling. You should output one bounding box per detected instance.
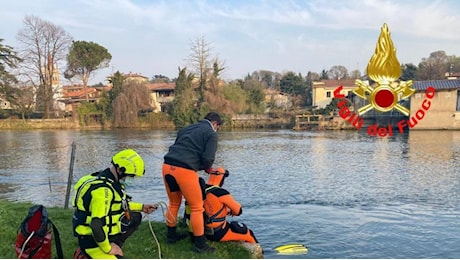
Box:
[203,167,258,244]
[72,149,157,259]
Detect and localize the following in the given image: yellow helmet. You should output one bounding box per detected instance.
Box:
[111,149,145,177]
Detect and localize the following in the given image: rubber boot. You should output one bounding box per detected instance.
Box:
[193,235,215,253]
[167,226,188,244]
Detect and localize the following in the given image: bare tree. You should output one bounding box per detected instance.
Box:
[112,93,137,127]
[349,69,361,79]
[308,72,320,81]
[187,36,227,115]
[16,15,72,118]
[328,65,349,80]
[187,36,213,109]
[250,70,279,89]
[416,50,449,80]
[112,81,151,128]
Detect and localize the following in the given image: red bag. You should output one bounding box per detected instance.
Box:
[15,205,63,259]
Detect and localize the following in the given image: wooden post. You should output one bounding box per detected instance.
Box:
[64,141,76,209]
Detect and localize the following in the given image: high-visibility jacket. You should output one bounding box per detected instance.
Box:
[72,169,142,253]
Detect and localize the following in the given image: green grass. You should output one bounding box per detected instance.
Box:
[0,200,252,259]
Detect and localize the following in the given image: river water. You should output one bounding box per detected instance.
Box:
[1,129,460,258]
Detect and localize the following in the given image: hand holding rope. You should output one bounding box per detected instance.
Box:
[143,201,168,259]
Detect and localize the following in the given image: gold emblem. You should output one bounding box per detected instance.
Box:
[353,23,415,116]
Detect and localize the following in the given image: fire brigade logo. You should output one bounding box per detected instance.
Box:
[353,23,415,116]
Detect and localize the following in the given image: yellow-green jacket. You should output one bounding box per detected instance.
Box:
[72,169,142,253]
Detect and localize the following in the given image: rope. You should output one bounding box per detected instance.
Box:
[18,231,35,259]
[147,213,162,259]
[145,201,168,259]
[155,201,171,222]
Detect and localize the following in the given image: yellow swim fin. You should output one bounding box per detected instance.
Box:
[274,244,308,255]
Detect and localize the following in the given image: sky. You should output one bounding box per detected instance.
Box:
[1,0,460,85]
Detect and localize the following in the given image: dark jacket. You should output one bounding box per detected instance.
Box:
[164,119,218,171]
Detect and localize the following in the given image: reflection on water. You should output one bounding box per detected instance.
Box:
[1,129,460,258]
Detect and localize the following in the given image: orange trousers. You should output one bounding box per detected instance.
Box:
[221,229,257,243]
[207,221,258,243]
[162,163,205,236]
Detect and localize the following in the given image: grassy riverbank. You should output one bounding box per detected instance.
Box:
[0,200,252,259]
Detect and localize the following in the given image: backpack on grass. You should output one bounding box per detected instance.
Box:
[15,204,64,259]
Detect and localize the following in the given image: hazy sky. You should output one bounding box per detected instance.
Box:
[1,0,460,85]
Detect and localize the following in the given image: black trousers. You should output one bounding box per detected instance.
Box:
[111,212,142,247]
[78,212,142,250]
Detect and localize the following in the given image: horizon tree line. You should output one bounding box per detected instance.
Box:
[1,15,460,127]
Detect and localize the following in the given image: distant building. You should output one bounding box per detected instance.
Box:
[410,79,460,129]
[312,79,356,108]
[123,72,149,84]
[57,85,110,114]
[264,89,291,109]
[44,54,65,115]
[446,72,460,80]
[146,82,175,112]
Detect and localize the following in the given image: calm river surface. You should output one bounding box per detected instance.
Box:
[1,129,460,258]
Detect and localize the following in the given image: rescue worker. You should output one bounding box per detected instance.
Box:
[162,112,223,253]
[72,149,157,259]
[203,168,259,244]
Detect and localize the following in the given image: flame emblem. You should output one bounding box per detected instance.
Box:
[353,23,415,116]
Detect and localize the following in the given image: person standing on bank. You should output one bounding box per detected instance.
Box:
[72,149,157,259]
[162,112,223,253]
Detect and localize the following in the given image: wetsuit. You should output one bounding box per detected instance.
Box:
[163,119,218,237]
[72,169,142,259]
[204,185,258,243]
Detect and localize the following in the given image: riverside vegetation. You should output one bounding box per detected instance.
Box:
[0,111,296,130]
[0,200,251,259]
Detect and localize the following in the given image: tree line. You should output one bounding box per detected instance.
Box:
[1,15,459,128]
